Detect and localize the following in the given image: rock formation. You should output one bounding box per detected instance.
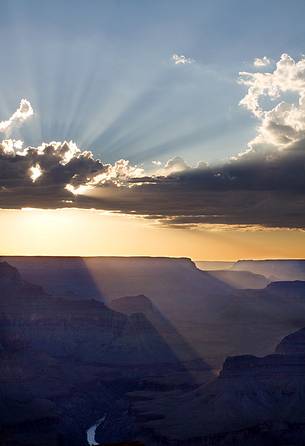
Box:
[131,325,305,445]
[0,262,186,446]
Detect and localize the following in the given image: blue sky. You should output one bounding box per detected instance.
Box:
[1,0,305,166]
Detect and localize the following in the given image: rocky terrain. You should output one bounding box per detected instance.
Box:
[0,256,234,364]
[1,258,305,445]
[0,261,208,446]
[108,276,305,367]
[2,257,305,366]
[130,326,305,445]
[0,256,230,303]
[0,262,183,366]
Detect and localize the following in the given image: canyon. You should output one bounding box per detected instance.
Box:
[0,257,305,445]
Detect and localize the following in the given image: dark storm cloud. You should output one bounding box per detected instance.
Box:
[0,141,107,206]
[92,145,305,229]
[1,138,304,229]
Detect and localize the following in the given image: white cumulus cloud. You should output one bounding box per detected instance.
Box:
[239,53,305,151]
[0,99,34,135]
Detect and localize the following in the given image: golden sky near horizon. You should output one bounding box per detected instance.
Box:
[1,6,305,263]
[1,208,304,260]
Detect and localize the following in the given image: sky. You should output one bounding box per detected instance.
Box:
[0,0,305,259]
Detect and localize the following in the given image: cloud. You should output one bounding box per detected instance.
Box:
[171,53,193,65]
[0,136,304,229]
[239,53,305,152]
[0,99,33,136]
[0,139,148,207]
[0,140,108,206]
[253,56,271,67]
[90,146,305,229]
[154,156,190,176]
[88,159,145,187]
[1,54,305,231]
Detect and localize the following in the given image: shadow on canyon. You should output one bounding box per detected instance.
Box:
[1,257,305,445]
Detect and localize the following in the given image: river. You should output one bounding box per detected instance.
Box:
[86,414,107,446]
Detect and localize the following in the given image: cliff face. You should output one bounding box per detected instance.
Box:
[0,262,180,365]
[2,259,305,445]
[0,256,235,365]
[131,326,305,445]
[0,256,231,304]
[108,295,212,364]
[0,257,103,300]
[266,280,305,298]
[275,326,305,355]
[109,295,154,315]
[3,257,305,368]
[0,261,46,297]
[0,262,185,446]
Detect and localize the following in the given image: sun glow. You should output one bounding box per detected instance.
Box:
[29,163,42,182]
[0,208,304,259]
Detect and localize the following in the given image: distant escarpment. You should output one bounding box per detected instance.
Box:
[1,255,231,302]
[232,259,305,281]
[205,269,270,289]
[3,256,305,367]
